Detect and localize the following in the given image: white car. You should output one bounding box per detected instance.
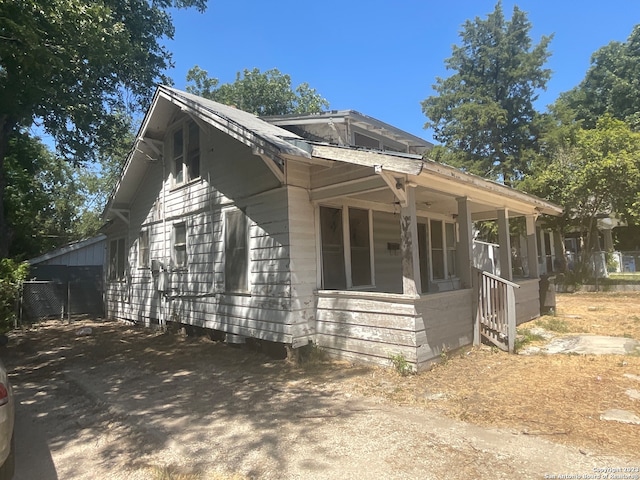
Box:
[0,358,14,480]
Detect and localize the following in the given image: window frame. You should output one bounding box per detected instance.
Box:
[108,237,127,282]
[173,222,188,269]
[138,229,150,269]
[426,218,458,282]
[318,204,374,290]
[223,207,250,294]
[170,119,201,187]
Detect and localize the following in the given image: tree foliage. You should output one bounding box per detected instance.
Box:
[560,25,640,131]
[186,66,330,116]
[5,132,111,260]
[0,258,29,333]
[0,0,206,257]
[422,2,552,184]
[520,116,640,273]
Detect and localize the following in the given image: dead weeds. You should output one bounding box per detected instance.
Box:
[335,292,640,459]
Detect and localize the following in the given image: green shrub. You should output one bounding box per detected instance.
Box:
[389,353,413,376]
[538,317,570,333]
[0,259,29,333]
[515,328,545,352]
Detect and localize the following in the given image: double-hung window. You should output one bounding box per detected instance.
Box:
[320,206,372,290]
[430,219,457,280]
[225,209,249,293]
[109,238,126,281]
[173,223,187,268]
[138,229,150,268]
[172,120,200,185]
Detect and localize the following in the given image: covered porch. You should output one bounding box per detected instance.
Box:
[302,145,562,369]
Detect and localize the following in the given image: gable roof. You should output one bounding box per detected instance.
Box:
[104,86,561,221]
[104,86,312,217]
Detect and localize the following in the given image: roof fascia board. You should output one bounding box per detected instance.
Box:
[311,144,423,175]
[160,88,310,161]
[419,161,562,216]
[29,234,106,265]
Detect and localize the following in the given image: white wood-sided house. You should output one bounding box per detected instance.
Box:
[103,86,562,370]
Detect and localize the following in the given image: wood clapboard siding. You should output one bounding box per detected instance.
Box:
[515,278,541,325]
[287,174,318,346]
[106,123,297,344]
[315,292,421,364]
[415,289,474,365]
[310,163,374,189]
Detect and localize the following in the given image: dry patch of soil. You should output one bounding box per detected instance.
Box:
[4,292,640,478]
[334,292,640,459]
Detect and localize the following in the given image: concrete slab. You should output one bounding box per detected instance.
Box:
[542,335,639,355]
[624,373,640,382]
[600,409,640,425]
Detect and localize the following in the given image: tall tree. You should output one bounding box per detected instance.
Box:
[421,2,552,185]
[186,66,329,116]
[0,0,206,257]
[560,25,640,131]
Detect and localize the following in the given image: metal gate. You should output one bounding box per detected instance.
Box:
[20,265,103,322]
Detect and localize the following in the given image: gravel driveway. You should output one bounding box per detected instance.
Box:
[3,320,637,479]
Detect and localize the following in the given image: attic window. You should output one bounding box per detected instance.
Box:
[172,120,200,185]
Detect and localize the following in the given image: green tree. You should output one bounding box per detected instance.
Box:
[5,132,105,259]
[560,25,640,131]
[421,2,552,185]
[186,66,329,116]
[0,0,206,257]
[520,116,640,275]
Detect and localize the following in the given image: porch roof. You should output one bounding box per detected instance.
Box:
[303,143,562,219]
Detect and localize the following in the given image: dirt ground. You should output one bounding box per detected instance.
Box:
[2,292,640,479]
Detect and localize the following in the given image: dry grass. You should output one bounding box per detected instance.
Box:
[336,292,640,459]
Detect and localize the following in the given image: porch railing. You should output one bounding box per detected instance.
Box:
[474,269,520,353]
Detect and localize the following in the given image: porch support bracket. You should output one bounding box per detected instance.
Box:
[375,166,407,207]
[253,148,285,184]
[112,209,130,225]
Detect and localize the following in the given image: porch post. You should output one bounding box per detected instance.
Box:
[603,228,614,252]
[497,208,513,281]
[456,196,474,288]
[526,215,539,278]
[400,186,421,296]
[538,228,547,274]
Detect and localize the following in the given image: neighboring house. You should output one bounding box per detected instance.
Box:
[102,86,562,370]
[24,235,106,320]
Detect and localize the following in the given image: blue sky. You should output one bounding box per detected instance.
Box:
[165,1,640,143]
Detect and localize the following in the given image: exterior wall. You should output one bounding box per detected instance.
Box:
[286,162,318,347]
[415,289,474,366]
[315,291,421,366]
[315,289,477,371]
[514,278,541,325]
[106,122,301,344]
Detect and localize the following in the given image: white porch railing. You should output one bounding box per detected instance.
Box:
[474,269,520,353]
